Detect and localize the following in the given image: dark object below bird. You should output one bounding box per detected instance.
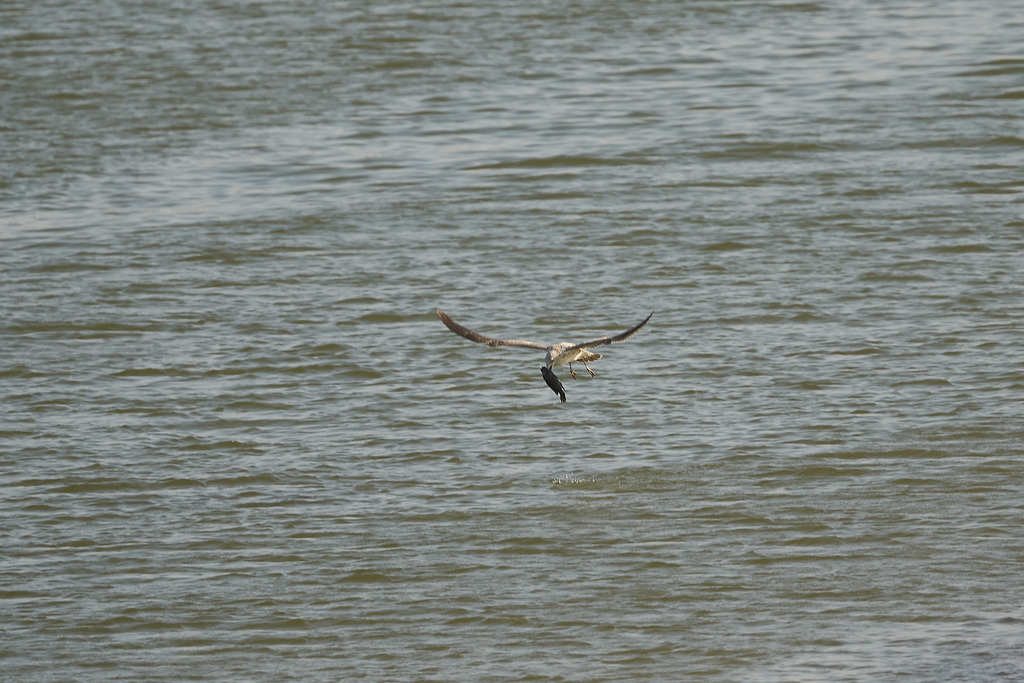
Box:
[541,366,566,402]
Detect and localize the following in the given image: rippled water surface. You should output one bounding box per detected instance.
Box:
[3,1,1023,680]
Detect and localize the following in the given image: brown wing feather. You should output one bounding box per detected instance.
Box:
[436,309,548,350]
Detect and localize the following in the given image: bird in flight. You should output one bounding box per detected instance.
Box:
[435,308,653,402]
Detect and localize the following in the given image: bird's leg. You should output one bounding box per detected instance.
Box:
[568,362,577,379]
[582,361,596,377]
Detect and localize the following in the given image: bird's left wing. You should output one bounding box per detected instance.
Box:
[436,309,548,350]
[549,311,653,365]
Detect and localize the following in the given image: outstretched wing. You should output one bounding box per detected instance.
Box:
[436,309,548,350]
[550,311,653,365]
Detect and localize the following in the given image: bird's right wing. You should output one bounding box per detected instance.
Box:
[436,309,548,350]
[548,311,653,366]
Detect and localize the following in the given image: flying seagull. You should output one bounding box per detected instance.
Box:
[436,308,653,402]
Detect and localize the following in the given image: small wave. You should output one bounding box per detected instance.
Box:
[341,569,392,583]
[463,154,647,171]
[550,467,677,492]
[357,311,406,323]
[701,240,752,252]
[27,261,112,273]
[926,243,992,254]
[892,377,952,387]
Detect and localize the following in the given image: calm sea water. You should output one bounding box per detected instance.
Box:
[3,0,1023,680]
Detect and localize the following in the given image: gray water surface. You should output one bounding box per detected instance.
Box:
[3,1,1023,680]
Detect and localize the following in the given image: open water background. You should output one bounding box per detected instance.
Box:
[2,1,1023,680]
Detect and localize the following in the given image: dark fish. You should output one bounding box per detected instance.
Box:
[541,366,566,403]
